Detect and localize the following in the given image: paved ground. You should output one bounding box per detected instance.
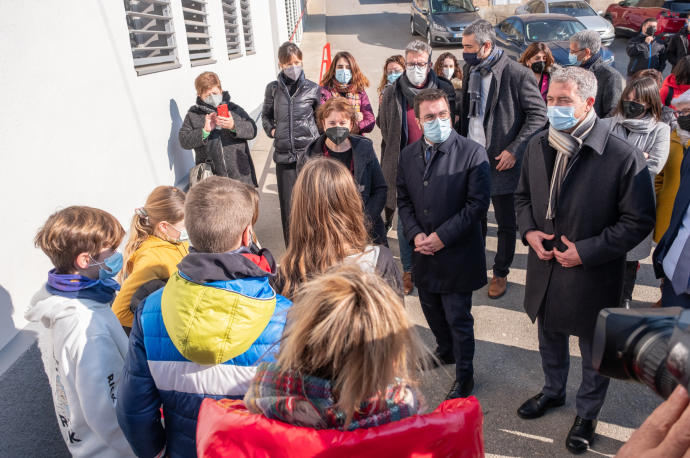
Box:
[0,2,670,457]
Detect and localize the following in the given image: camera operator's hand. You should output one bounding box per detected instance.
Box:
[617,385,690,458]
[525,230,555,260]
[553,235,582,268]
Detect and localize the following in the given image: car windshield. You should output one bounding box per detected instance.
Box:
[430,0,476,13]
[526,19,586,41]
[666,2,690,12]
[548,1,597,16]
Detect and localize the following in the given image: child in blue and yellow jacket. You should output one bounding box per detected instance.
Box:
[116,177,291,458]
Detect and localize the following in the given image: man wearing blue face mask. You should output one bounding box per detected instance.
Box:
[459,19,548,300]
[569,30,624,118]
[515,66,655,454]
[397,88,490,400]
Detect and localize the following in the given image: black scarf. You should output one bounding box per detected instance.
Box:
[467,46,503,118]
[580,50,603,70]
[398,69,440,108]
[194,91,231,115]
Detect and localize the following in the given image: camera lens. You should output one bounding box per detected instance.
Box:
[632,327,678,399]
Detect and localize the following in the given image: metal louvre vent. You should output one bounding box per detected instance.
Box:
[222,0,242,58]
[285,0,302,43]
[182,0,214,66]
[240,0,255,54]
[124,0,180,75]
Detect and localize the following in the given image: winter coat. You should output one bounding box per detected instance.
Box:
[116,248,291,458]
[320,87,375,134]
[626,33,667,76]
[459,51,548,196]
[582,53,626,118]
[179,91,258,186]
[667,27,690,67]
[25,289,134,458]
[397,130,491,294]
[301,134,388,245]
[660,73,690,108]
[656,130,689,242]
[262,72,321,164]
[515,119,656,338]
[111,236,188,329]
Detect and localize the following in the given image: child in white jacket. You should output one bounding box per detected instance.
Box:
[26,206,135,458]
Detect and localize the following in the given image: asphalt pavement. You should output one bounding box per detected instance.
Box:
[0,2,670,457]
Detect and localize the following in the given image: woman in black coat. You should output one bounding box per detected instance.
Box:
[299,97,388,246]
[262,42,321,244]
[179,71,258,186]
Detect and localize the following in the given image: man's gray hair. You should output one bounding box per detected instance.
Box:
[551,66,598,101]
[462,19,496,46]
[405,40,432,60]
[570,30,601,55]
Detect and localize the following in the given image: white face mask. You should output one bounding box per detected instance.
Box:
[406,65,428,86]
[443,67,454,80]
[204,93,222,107]
[283,64,303,81]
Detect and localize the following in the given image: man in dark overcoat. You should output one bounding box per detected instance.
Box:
[515,66,655,454]
[397,89,490,399]
[459,19,547,300]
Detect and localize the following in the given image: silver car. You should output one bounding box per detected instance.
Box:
[515,0,616,46]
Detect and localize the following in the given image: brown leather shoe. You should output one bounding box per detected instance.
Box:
[488,276,507,299]
[403,272,414,295]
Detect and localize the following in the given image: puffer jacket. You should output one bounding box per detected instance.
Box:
[667,27,690,67]
[626,33,667,76]
[179,91,258,185]
[262,71,321,164]
[116,247,291,458]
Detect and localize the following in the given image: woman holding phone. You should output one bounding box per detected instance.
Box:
[179,71,258,186]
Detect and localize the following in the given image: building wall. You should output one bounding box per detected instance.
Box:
[0,0,289,350]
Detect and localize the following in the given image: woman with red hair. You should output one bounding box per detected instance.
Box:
[519,43,556,102]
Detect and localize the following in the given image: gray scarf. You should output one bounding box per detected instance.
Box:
[467,46,503,118]
[546,109,597,220]
[615,114,658,151]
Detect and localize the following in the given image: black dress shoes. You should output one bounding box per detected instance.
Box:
[566,416,597,454]
[445,378,474,399]
[517,392,566,419]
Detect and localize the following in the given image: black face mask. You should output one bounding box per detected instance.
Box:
[646,26,657,36]
[678,114,690,131]
[530,61,546,74]
[325,126,350,145]
[622,101,646,119]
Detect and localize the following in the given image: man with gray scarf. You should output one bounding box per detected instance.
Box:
[515,66,655,454]
[459,19,547,300]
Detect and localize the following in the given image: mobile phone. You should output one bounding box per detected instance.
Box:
[217,104,229,118]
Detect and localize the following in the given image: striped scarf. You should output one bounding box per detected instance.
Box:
[546,108,597,220]
[244,362,423,431]
[331,86,361,113]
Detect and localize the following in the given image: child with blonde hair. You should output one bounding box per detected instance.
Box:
[112,186,188,332]
[245,263,426,430]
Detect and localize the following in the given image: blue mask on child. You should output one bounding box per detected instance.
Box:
[547,105,580,131]
[335,68,352,84]
[568,53,579,66]
[387,72,402,84]
[90,252,123,281]
[423,117,452,144]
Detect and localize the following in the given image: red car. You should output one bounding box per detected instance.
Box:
[604,0,690,37]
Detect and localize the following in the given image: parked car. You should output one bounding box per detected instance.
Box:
[604,0,690,37]
[410,0,481,46]
[494,14,615,66]
[516,0,615,45]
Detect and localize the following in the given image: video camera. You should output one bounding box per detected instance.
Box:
[593,307,690,399]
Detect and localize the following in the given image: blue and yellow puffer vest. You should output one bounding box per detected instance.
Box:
[116,248,291,458]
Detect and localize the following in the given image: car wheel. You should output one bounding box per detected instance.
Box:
[410,18,416,36]
[427,29,433,47]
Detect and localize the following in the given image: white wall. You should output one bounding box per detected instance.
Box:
[0,0,287,350]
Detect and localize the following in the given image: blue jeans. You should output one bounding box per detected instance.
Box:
[397,214,413,272]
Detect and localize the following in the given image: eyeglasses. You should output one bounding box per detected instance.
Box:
[406,62,429,70]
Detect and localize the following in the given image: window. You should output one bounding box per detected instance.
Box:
[181,0,214,66]
[285,0,303,43]
[222,0,242,58]
[240,0,256,54]
[124,0,180,75]
[525,19,585,41]
[531,0,546,13]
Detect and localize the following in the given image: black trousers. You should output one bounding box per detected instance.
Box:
[481,193,517,278]
[418,289,474,382]
[538,316,610,420]
[276,162,297,246]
